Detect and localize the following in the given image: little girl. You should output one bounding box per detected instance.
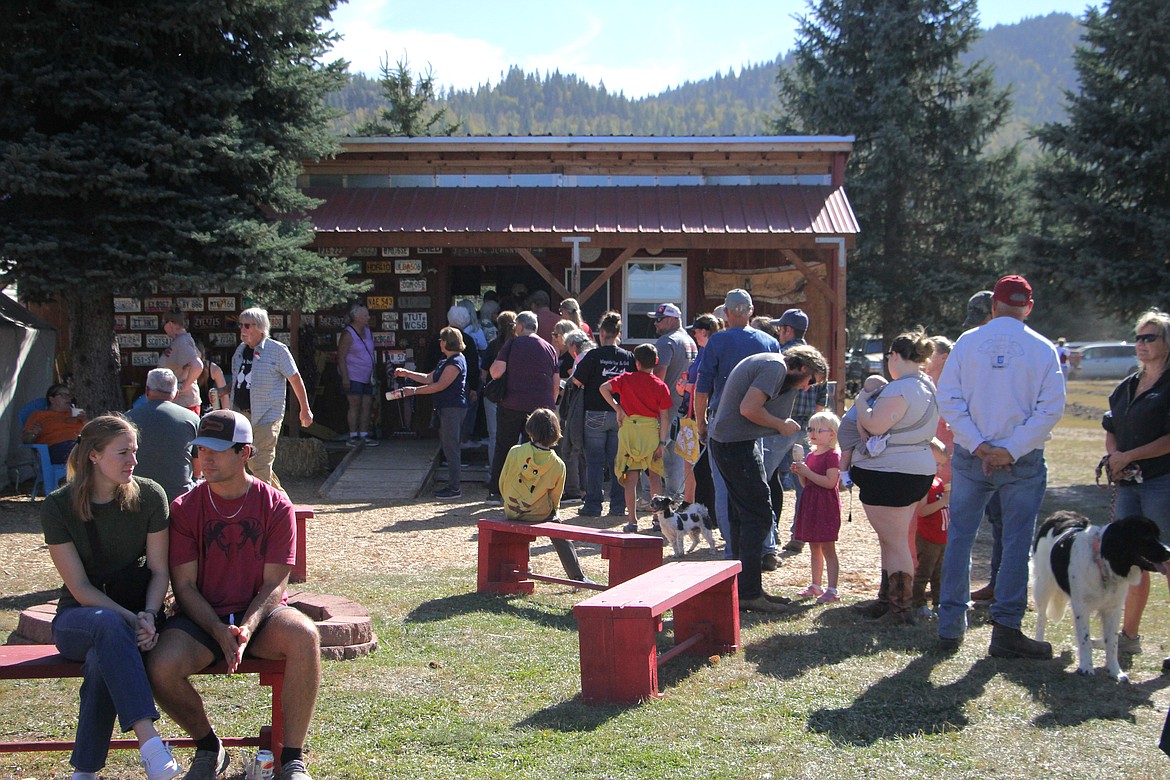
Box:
[791,411,843,603]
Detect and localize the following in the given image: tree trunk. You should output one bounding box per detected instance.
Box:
[65,290,125,414]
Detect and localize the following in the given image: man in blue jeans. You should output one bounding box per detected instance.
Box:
[936,275,1065,658]
[709,346,827,612]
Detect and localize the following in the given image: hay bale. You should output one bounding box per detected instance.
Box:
[275,436,328,477]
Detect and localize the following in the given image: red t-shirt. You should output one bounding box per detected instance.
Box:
[169,479,296,616]
[608,370,673,420]
[917,477,949,545]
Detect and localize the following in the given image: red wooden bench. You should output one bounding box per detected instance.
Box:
[573,560,742,705]
[292,505,313,583]
[477,518,663,594]
[0,644,285,756]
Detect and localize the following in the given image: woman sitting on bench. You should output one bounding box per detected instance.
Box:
[500,408,590,584]
[40,415,183,780]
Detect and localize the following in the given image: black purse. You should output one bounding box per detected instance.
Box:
[85,521,152,614]
[483,375,506,404]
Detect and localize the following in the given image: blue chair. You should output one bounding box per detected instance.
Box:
[17,397,69,500]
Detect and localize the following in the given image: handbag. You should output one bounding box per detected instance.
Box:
[676,417,702,465]
[484,375,506,404]
[84,520,152,614]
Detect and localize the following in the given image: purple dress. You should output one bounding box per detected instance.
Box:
[793,449,842,543]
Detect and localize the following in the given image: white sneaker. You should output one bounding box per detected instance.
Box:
[139,738,183,780]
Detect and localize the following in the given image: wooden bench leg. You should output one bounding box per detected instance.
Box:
[477,523,535,594]
[291,507,313,584]
[577,612,659,705]
[672,574,741,655]
[260,668,284,762]
[604,545,663,587]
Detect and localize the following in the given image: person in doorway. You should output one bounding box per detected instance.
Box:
[529,290,561,344]
[228,307,314,491]
[337,304,378,448]
[147,411,320,780]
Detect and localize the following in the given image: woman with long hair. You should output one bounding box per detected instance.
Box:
[1104,310,1170,658]
[41,415,182,780]
[849,330,940,625]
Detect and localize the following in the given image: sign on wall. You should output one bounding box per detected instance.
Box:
[129,315,158,330]
[399,277,427,293]
[403,312,428,331]
[393,259,422,274]
[367,296,395,310]
[114,298,141,313]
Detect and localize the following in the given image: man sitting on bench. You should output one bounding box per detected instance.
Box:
[147,411,320,780]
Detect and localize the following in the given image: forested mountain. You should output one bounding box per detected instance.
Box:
[328,12,1082,148]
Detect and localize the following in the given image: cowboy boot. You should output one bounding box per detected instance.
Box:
[853,570,889,618]
[877,571,916,625]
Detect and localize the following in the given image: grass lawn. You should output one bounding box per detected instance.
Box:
[3,380,1169,779]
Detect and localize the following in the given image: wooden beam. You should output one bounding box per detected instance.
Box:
[515,248,571,299]
[781,249,835,304]
[579,247,638,306]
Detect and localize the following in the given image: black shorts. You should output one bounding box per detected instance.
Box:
[162,606,289,661]
[849,467,933,508]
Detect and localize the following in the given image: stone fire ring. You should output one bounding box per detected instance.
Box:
[7,590,377,662]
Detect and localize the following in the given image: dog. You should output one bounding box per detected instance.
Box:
[1032,510,1170,681]
[649,495,717,558]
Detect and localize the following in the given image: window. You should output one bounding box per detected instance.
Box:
[623,259,685,342]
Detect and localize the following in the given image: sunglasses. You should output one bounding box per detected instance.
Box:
[1135,333,1160,344]
[238,322,255,330]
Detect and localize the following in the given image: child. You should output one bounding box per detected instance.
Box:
[791,411,843,603]
[838,373,888,482]
[599,343,673,533]
[499,408,589,583]
[912,439,951,618]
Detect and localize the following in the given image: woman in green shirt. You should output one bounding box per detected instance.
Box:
[41,415,182,780]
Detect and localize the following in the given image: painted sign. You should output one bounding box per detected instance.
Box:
[365,261,394,274]
[367,296,395,310]
[113,297,141,313]
[143,297,173,313]
[146,334,171,349]
[208,296,236,311]
[175,296,205,312]
[381,247,409,257]
[398,295,431,309]
[399,277,427,293]
[115,333,142,348]
[393,259,422,274]
[372,332,396,347]
[403,312,428,331]
[131,352,160,366]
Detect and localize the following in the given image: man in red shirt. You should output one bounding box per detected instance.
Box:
[147,411,319,780]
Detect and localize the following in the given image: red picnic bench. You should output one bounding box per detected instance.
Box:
[573,560,742,705]
[0,644,285,756]
[292,505,313,584]
[476,518,663,594]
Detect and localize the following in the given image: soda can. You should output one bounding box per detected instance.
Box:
[253,750,276,780]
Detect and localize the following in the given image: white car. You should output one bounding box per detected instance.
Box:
[1069,342,1139,379]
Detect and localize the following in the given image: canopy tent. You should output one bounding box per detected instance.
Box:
[0,293,57,492]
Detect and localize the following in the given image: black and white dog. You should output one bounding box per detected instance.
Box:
[1033,510,1170,681]
[649,495,717,558]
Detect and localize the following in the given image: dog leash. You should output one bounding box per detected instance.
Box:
[1095,455,1143,523]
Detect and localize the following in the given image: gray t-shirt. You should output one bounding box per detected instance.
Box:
[158,331,201,408]
[126,399,200,500]
[654,326,697,408]
[851,373,939,476]
[710,353,798,443]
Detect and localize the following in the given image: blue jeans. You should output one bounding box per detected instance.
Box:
[765,431,801,536]
[661,414,685,501]
[985,492,1004,588]
[1117,471,1170,536]
[939,446,1048,638]
[52,607,159,773]
[710,438,772,600]
[583,410,625,515]
[711,436,778,559]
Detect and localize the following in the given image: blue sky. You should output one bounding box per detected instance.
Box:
[329,1,1100,98]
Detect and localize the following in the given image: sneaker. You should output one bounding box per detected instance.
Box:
[607,507,627,517]
[622,522,638,533]
[280,759,313,780]
[1118,632,1143,655]
[988,622,1052,660]
[817,589,841,604]
[561,495,584,506]
[797,584,824,599]
[140,740,183,780]
[761,553,780,572]
[740,594,790,613]
[345,437,360,448]
[434,486,462,499]
[782,539,804,554]
[183,745,228,780]
[485,494,503,506]
[363,438,379,447]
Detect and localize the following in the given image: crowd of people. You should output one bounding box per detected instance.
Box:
[23,274,1170,778]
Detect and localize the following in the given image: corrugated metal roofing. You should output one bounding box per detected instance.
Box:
[303,185,858,236]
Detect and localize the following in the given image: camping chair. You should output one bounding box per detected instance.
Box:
[17,397,68,500]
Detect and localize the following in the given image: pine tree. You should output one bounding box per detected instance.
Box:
[1025,0,1170,318]
[355,55,460,137]
[0,0,365,412]
[775,0,1021,336]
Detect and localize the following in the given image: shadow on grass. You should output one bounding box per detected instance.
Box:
[404,591,578,632]
[515,697,628,731]
[0,588,60,613]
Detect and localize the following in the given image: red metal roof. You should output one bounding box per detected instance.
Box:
[303,185,858,237]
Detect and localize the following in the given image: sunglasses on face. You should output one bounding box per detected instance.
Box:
[1135,333,1160,344]
[239,322,255,330]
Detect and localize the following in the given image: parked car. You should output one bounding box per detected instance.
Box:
[845,334,884,395]
[1068,342,1138,379]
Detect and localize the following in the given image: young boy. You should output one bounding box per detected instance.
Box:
[599,343,674,533]
[499,408,588,582]
[912,438,951,618]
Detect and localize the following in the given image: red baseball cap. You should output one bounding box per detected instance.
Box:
[993,275,1032,306]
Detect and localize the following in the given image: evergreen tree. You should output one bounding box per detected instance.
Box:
[774,0,1021,336]
[355,54,460,137]
[0,0,364,412]
[1025,0,1170,318]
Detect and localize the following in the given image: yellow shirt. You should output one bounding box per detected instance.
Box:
[500,443,565,521]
